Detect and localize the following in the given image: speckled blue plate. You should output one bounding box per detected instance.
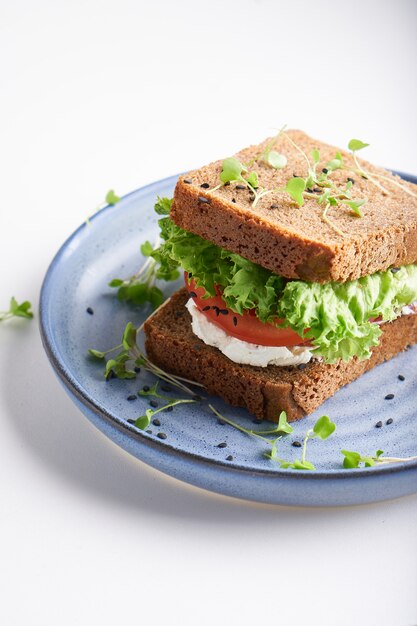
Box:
[39,173,417,507]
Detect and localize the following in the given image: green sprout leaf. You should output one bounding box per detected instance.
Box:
[285,177,306,206]
[105,190,121,205]
[135,410,153,430]
[108,278,124,288]
[313,415,336,440]
[266,151,287,170]
[88,349,106,359]
[140,241,154,256]
[0,298,33,322]
[311,149,320,164]
[343,199,366,217]
[220,157,246,184]
[341,450,361,468]
[277,411,294,434]
[122,322,137,350]
[348,139,370,152]
[326,152,344,171]
[245,171,259,189]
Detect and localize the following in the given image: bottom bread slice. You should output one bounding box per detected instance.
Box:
[144,288,417,422]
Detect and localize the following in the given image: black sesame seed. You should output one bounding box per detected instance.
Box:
[306,188,313,193]
[217,442,227,448]
[183,178,192,184]
[236,184,246,190]
[152,418,161,426]
[212,306,220,317]
[398,374,405,381]
[347,177,355,185]
[188,272,192,278]
[200,182,210,189]
[298,363,308,370]
[233,316,238,327]
[146,429,152,434]
[127,419,135,424]
[202,305,210,311]
[313,187,321,193]
[161,384,171,392]
[150,400,158,408]
[142,385,150,392]
[292,441,302,448]
[322,168,329,174]
[270,204,279,209]
[375,421,383,428]
[385,394,394,400]
[226,455,233,461]
[86,307,94,315]
[165,405,173,412]
[217,419,225,426]
[219,309,228,315]
[224,181,230,186]
[198,196,211,204]
[127,394,137,401]
[134,366,141,373]
[189,291,197,298]
[232,198,236,203]
[390,267,400,273]
[386,418,394,425]
[157,432,167,440]
[248,193,255,201]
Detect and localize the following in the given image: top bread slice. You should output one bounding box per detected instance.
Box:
[171,130,417,283]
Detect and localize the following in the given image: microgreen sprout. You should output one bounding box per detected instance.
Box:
[208,405,335,471]
[0,298,33,322]
[134,398,198,430]
[88,315,205,397]
[342,449,417,468]
[105,190,121,205]
[108,198,179,309]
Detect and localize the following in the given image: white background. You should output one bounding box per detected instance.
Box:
[1,1,416,625]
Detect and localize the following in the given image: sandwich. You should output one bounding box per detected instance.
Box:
[144,129,417,422]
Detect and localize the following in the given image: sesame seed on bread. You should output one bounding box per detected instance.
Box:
[144,289,417,422]
[171,130,417,283]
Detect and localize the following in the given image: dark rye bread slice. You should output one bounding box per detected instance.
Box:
[171,130,417,283]
[144,289,417,423]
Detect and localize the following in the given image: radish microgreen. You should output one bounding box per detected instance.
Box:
[208,405,335,471]
[105,189,121,205]
[88,317,204,396]
[0,298,33,322]
[342,449,417,468]
[134,398,197,430]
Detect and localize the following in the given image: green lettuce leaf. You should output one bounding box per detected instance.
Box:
[151,201,417,363]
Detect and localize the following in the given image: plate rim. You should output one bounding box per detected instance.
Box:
[39,170,417,482]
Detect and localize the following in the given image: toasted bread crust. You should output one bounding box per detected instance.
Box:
[144,289,417,422]
[171,130,417,283]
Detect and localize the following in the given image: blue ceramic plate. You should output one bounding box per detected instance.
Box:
[40,173,417,507]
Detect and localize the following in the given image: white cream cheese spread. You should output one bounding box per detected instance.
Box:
[185,299,313,367]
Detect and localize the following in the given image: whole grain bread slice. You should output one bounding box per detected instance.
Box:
[171,130,417,283]
[144,288,417,422]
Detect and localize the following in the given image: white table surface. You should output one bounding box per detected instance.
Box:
[1,1,416,624]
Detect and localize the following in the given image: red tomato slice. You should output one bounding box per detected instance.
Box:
[184,273,308,347]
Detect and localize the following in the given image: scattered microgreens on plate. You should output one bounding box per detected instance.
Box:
[88,317,204,397]
[134,398,198,430]
[0,297,33,323]
[108,197,180,308]
[208,405,336,470]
